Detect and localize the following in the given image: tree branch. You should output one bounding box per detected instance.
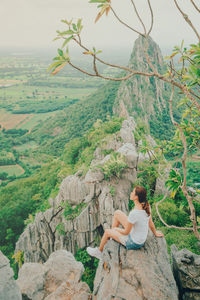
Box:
[174,0,200,42]
[190,0,200,13]
[110,6,144,36]
[168,84,200,239]
[147,0,154,36]
[130,0,147,35]
[155,191,200,230]
[68,61,97,77]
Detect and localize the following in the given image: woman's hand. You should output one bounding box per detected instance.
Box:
[155,231,164,237]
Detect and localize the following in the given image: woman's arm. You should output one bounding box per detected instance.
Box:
[113,222,133,235]
[149,205,164,237]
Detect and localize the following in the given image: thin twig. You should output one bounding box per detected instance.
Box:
[130,0,147,35]
[190,0,200,13]
[155,190,200,230]
[174,0,200,42]
[93,55,99,75]
[69,61,154,81]
[68,62,97,77]
[110,6,144,36]
[147,0,154,36]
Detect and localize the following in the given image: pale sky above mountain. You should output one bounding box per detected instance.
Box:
[0,0,199,54]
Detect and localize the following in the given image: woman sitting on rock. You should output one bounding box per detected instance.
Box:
[87,185,164,260]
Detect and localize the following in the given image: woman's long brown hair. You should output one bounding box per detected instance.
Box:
[135,186,151,216]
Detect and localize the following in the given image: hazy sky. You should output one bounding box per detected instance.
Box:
[0,0,199,54]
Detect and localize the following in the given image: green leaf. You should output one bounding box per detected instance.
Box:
[181,39,184,49]
[62,36,73,48]
[77,18,82,29]
[72,23,77,31]
[58,48,64,57]
[53,56,60,61]
[61,18,73,25]
[47,61,62,72]
[51,62,68,75]
[63,30,74,35]
[53,36,61,41]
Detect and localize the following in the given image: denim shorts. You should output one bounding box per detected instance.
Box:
[119,234,145,250]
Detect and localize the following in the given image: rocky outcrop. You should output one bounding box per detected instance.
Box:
[15,118,138,263]
[0,250,22,300]
[93,230,179,300]
[17,249,90,300]
[171,244,200,300]
[113,36,168,120]
[15,117,169,264]
[112,35,179,143]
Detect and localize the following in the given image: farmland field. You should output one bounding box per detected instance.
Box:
[0,53,108,184]
[0,164,24,176]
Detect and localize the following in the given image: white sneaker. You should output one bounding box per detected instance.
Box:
[86,247,103,260]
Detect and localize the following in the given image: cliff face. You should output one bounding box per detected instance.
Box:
[15,236,180,300]
[113,36,176,140]
[15,118,170,264]
[0,251,22,300]
[93,232,179,300]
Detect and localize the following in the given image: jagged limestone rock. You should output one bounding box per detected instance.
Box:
[84,168,104,184]
[117,143,138,168]
[0,251,22,300]
[171,244,200,300]
[113,36,167,120]
[17,263,45,299]
[93,231,179,300]
[119,117,136,145]
[15,199,101,263]
[15,117,162,265]
[56,173,90,206]
[17,250,90,300]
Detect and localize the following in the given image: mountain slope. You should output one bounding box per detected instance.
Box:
[113,35,182,141]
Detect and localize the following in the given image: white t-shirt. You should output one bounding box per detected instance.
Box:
[127,208,151,244]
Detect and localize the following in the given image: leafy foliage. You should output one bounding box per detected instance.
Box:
[74,248,99,291]
[100,152,128,180]
[12,250,24,269]
[165,168,182,198]
[61,201,87,221]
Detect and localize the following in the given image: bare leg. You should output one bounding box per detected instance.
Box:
[99,228,127,251]
[111,210,128,229]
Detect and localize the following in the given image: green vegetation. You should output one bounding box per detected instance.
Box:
[7,98,79,114]
[56,223,65,236]
[0,45,199,289]
[100,152,128,180]
[61,117,124,177]
[151,193,200,257]
[12,250,24,270]
[0,116,123,279]
[75,248,99,291]
[62,201,87,220]
[109,185,116,197]
[0,151,16,165]
[29,80,120,157]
